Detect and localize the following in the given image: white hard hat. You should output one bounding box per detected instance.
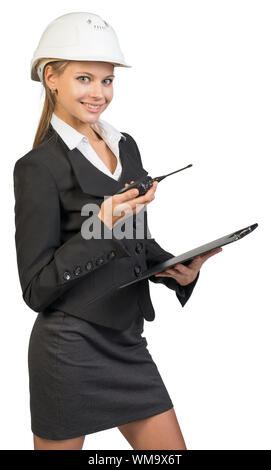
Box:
[31,12,132,83]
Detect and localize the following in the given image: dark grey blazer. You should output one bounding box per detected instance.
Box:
[13,123,200,330]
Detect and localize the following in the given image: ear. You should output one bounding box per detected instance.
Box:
[44,64,58,90]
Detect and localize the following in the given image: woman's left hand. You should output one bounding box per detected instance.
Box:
[154,247,223,286]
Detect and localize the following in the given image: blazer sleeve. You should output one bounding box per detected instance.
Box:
[127,132,200,307]
[145,231,200,307]
[13,158,131,312]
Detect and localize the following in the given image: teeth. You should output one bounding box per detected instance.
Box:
[82,103,100,109]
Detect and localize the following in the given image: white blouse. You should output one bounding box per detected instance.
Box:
[50,112,127,181]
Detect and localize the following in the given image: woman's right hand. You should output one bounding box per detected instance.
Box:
[98,180,158,229]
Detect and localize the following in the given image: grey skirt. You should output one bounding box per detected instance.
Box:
[28,309,174,440]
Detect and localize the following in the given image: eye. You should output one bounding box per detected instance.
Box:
[77,76,90,83]
[103,78,113,85]
[77,76,114,85]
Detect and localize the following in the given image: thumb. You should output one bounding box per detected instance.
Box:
[117,186,139,202]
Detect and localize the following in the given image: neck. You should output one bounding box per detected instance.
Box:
[88,127,103,142]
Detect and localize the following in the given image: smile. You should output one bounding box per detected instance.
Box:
[81,102,104,109]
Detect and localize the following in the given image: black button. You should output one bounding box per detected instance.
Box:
[107,250,116,260]
[134,265,142,276]
[85,261,93,271]
[135,242,143,254]
[74,266,82,276]
[63,271,71,281]
[96,257,105,266]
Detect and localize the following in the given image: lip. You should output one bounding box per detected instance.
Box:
[81,102,104,113]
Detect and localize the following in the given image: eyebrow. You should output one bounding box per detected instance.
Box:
[75,72,115,78]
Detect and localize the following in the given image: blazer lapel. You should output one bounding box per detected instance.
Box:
[66,146,127,197]
[45,123,148,198]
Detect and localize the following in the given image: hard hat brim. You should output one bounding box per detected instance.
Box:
[31,57,132,82]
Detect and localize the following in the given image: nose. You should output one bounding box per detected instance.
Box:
[87,82,104,99]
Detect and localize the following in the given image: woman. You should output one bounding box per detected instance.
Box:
[13,12,222,450]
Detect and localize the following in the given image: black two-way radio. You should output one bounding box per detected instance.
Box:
[116,164,193,196]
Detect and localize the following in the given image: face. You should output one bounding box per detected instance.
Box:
[45,60,115,135]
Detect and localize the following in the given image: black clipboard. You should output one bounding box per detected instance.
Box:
[118,223,258,289]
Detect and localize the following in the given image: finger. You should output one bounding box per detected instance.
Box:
[127,189,155,211]
[131,181,158,207]
[189,248,222,265]
[157,269,174,276]
[118,181,157,211]
[155,273,171,277]
[124,180,135,187]
[172,263,191,275]
[165,269,177,275]
[117,187,139,202]
[200,247,223,262]
[150,181,158,193]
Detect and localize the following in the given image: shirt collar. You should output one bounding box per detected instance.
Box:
[50,112,126,150]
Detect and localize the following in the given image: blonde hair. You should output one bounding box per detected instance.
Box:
[32,59,70,149]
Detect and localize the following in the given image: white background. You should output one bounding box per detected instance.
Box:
[1,0,270,450]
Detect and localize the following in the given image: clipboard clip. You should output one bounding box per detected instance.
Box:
[233,227,252,240]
